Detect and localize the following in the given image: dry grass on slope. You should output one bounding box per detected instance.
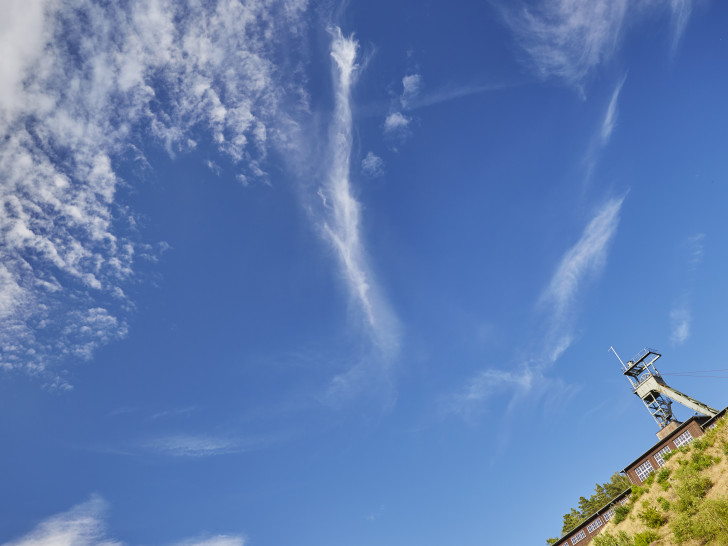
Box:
[594,416,728,546]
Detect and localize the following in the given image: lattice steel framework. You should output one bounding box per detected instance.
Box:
[612,347,719,429]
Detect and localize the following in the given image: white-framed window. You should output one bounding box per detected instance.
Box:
[635,460,654,482]
[571,529,586,544]
[603,508,615,521]
[654,445,672,467]
[674,430,694,448]
[586,517,603,533]
[621,497,629,506]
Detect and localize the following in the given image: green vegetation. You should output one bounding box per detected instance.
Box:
[671,498,728,544]
[632,531,659,546]
[545,473,631,545]
[592,530,632,546]
[547,417,728,545]
[656,468,671,491]
[592,529,659,546]
[613,505,630,524]
[637,501,666,528]
[558,473,631,535]
[656,496,671,511]
[598,416,728,545]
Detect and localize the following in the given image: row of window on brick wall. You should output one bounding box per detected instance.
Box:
[674,430,694,448]
[586,516,603,533]
[635,459,654,482]
[560,498,628,546]
[654,445,672,466]
[635,429,695,483]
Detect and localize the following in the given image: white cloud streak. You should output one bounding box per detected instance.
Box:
[2,495,246,546]
[319,29,399,357]
[447,368,533,417]
[669,233,705,346]
[541,196,624,323]
[174,537,246,546]
[2,495,120,546]
[668,0,693,54]
[601,76,627,144]
[504,0,696,86]
[583,75,628,182]
[0,0,308,385]
[686,232,705,268]
[448,197,625,416]
[670,308,691,346]
[146,434,245,457]
[404,82,508,110]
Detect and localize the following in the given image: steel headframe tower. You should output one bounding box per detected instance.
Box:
[613,347,719,430]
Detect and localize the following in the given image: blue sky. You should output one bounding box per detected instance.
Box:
[1,0,728,544]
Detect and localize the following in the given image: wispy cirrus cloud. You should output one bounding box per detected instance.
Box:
[404,82,508,110]
[382,71,505,145]
[446,197,625,416]
[580,74,628,185]
[2,495,121,546]
[540,196,624,325]
[313,29,400,403]
[446,368,533,418]
[503,0,696,87]
[145,433,264,457]
[175,536,246,546]
[0,0,308,386]
[148,406,197,421]
[319,29,399,354]
[668,0,693,54]
[2,495,245,546]
[670,233,705,346]
[670,307,691,346]
[600,75,627,145]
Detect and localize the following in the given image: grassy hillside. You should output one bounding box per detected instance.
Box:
[593,416,728,546]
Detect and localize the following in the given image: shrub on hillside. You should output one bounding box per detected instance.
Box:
[592,530,632,546]
[689,451,719,471]
[671,498,728,545]
[613,504,630,524]
[637,501,666,528]
[632,530,659,546]
[674,472,712,513]
[656,468,671,491]
[656,496,671,511]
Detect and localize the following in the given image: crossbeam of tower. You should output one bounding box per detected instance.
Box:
[615,348,719,429]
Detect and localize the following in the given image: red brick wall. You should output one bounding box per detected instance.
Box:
[557,494,630,546]
[624,420,705,484]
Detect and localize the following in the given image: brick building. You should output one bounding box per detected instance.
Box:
[552,407,727,546]
[622,411,725,485]
[554,488,631,546]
